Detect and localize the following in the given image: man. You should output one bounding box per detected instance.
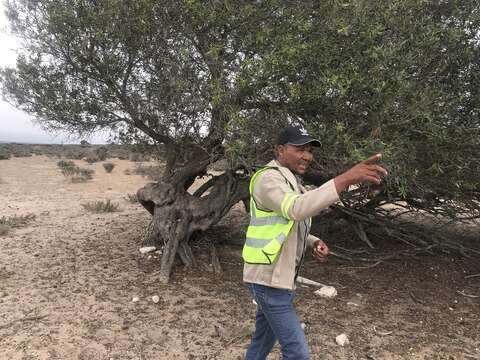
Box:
[243,126,387,359]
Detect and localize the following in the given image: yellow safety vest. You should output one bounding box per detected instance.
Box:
[242,167,299,264]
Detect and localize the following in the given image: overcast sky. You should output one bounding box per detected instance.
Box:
[0,3,108,144]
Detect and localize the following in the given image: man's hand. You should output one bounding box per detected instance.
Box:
[312,239,329,262]
[334,154,388,194]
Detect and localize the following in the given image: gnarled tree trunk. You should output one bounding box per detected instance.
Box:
[137,144,249,283]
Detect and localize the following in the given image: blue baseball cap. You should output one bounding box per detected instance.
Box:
[277,126,321,147]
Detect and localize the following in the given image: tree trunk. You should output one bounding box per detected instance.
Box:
[137,150,249,283]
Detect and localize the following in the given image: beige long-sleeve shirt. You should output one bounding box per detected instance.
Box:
[243,159,340,290]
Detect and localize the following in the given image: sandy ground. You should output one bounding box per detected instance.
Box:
[0,155,479,359]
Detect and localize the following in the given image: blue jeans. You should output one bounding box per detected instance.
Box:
[245,283,309,360]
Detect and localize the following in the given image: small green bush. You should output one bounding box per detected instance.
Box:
[103,162,115,173]
[95,146,108,161]
[81,199,119,213]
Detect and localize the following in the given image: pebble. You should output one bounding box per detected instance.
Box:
[132,296,140,303]
[139,246,156,254]
[335,333,349,346]
[152,295,160,303]
[314,286,338,299]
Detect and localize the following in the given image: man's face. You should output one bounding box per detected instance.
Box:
[277,143,314,175]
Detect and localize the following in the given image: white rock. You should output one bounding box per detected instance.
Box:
[252,299,258,306]
[139,246,156,254]
[152,295,160,303]
[132,296,140,303]
[300,322,306,330]
[314,286,337,299]
[335,333,349,346]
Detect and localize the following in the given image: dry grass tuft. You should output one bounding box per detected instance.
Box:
[81,200,120,213]
[124,193,138,203]
[0,224,10,236]
[0,214,36,228]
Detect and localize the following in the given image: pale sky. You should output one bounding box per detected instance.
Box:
[0,3,108,144]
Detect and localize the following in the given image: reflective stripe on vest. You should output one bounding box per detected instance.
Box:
[242,167,296,265]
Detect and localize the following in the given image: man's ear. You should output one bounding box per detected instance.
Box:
[276,145,284,159]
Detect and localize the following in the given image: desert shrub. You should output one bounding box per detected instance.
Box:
[57,160,76,175]
[95,146,108,161]
[12,149,32,157]
[116,152,129,160]
[124,193,138,203]
[57,160,94,181]
[81,199,119,213]
[80,140,90,147]
[0,214,36,228]
[133,163,163,181]
[0,224,10,236]
[0,149,11,160]
[129,152,150,162]
[84,154,100,163]
[65,149,86,160]
[102,162,115,173]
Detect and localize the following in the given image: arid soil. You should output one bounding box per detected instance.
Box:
[0,155,479,360]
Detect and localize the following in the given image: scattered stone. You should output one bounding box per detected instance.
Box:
[139,246,156,254]
[335,333,349,346]
[314,286,337,299]
[252,299,257,306]
[132,296,140,303]
[152,295,160,303]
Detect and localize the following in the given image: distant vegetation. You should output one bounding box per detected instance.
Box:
[0,143,165,162]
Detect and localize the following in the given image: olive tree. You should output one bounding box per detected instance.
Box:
[2,0,479,280]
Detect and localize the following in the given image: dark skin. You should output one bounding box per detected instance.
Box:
[277,143,388,262]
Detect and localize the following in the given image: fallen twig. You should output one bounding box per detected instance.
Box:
[409,291,425,305]
[0,315,48,330]
[373,325,392,336]
[456,290,480,298]
[465,273,480,279]
[296,276,327,287]
[341,261,383,270]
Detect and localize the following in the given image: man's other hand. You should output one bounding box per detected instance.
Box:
[312,239,329,262]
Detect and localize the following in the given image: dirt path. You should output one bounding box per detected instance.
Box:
[1,155,479,359]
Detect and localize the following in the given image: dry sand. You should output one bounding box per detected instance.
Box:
[0,155,479,359]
